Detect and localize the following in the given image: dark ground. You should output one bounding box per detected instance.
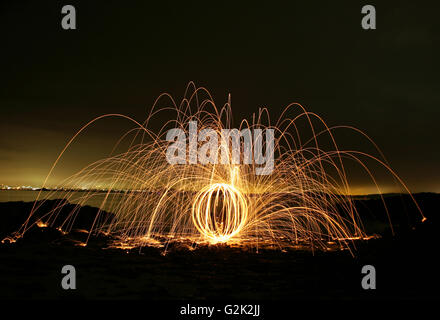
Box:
[0,193,439,303]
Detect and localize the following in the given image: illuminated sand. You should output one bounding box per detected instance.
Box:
[0,193,436,300]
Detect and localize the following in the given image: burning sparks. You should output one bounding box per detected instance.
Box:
[9,83,424,252]
[36,220,48,228]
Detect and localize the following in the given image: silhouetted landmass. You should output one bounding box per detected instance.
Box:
[0,193,438,300]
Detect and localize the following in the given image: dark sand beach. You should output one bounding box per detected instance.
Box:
[0,193,438,301]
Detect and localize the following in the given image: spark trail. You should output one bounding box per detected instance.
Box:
[7,82,425,253]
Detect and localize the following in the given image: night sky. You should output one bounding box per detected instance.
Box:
[0,1,438,193]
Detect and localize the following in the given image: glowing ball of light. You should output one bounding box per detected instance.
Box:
[191,183,248,243]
